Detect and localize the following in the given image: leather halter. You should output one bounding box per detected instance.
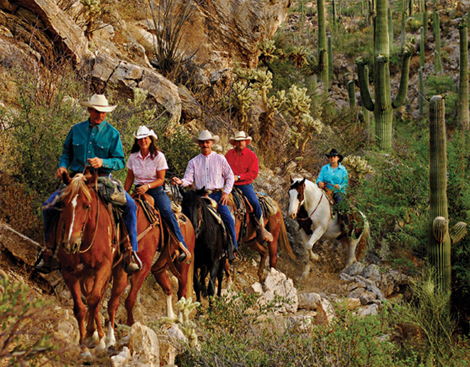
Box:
[78,195,100,254]
[291,185,326,221]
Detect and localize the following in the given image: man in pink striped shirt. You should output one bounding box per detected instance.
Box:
[172,130,240,263]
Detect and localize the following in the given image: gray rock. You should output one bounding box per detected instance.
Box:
[342,262,366,276]
[298,292,322,310]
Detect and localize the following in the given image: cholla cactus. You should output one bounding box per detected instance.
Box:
[289,46,309,68]
[79,0,101,40]
[127,88,157,122]
[258,39,278,65]
[231,80,255,131]
[162,297,200,348]
[342,155,373,179]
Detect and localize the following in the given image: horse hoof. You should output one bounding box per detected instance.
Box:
[94,337,107,355]
[80,347,93,362]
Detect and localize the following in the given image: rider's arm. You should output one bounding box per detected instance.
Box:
[240,151,259,183]
[221,156,234,194]
[339,166,349,192]
[58,128,73,170]
[316,165,327,185]
[124,169,135,193]
[99,130,125,172]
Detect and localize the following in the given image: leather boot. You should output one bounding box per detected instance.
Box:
[177,242,192,263]
[255,215,273,242]
[34,238,59,274]
[124,249,142,274]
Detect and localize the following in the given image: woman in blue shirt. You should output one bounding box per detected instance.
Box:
[316,148,348,205]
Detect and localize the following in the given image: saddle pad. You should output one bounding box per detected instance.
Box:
[257,193,278,217]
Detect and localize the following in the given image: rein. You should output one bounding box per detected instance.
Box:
[78,193,100,254]
[295,189,326,221]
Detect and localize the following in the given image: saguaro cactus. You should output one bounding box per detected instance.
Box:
[420,26,425,68]
[458,21,469,130]
[317,0,329,86]
[419,67,424,115]
[433,10,443,74]
[328,35,333,88]
[356,0,412,150]
[388,7,393,53]
[348,80,356,106]
[428,96,451,293]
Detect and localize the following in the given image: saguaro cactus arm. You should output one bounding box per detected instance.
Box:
[376,56,390,110]
[356,59,375,111]
[392,46,412,108]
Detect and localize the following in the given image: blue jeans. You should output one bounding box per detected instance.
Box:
[146,187,187,249]
[236,183,262,220]
[208,191,238,250]
[43,188,138,252]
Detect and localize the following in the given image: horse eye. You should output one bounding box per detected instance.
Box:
[85,204,91,210]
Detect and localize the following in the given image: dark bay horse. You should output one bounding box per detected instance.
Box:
[181,190,226,303]
[229,193,295,282]
[108,194,195,325]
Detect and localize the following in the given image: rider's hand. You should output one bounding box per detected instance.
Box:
[56,167,67,179]
[334,184,340,189]
[318,181,325,189]
[136,184,149,195]
[220,192,229,206]
[87,157,103,169]
[172,177,182,185]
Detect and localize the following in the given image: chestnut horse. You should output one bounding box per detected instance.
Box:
[230,194,294,282]
[56,172,120,356]
[56,171,194,357]
[108,195,195,325]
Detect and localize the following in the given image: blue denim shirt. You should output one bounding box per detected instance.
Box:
[316,163,349,193]
[59,120,125,175]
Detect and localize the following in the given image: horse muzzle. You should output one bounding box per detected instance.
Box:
[288,212,297,219]
[63,238,82,254]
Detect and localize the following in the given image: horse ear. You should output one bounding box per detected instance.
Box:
[62,171,71,185]
[290,175,294,183]
[300,177,306,185]
[86,169,99,188]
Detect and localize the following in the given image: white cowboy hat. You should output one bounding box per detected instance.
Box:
[229,131,252,145]
[192,130,220,144]
[80,94,117,112]
[133,125,158,140]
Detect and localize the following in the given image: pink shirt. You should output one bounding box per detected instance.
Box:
[225,147,259,185]
[181,152,234,194]
[127,151,169,185]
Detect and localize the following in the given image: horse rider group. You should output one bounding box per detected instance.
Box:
[35,94,277,274]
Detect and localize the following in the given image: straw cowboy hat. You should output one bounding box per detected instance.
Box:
[229,131,252,145]
[192,130,220,144]
[325,148,344,163]
[80,94,117,112]
[133,126,158,140]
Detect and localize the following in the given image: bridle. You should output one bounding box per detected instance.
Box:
[78,197,99,253]
[289,181,325,221]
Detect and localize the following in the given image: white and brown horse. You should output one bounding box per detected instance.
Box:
[287,178,368,275]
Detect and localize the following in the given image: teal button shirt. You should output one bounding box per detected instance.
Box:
[59,120,125,175]
[316,163,349,193]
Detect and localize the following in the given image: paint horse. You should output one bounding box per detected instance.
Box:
[287,178,368,276]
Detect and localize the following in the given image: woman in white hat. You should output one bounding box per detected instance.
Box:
[124,126,191,262]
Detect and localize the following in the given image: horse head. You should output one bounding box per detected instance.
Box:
[181,190,204,238]
[59,173,96,254]
[287,177,306,219]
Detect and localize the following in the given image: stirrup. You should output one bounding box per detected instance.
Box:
[123,251,142,274]
[231,251,242,264]
[34,249,59,274]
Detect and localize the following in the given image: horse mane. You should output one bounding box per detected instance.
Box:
[62,174,92,204]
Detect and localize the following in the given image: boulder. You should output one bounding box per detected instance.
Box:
[128,322,160,367]
[262,268,298,314]
[298,292,322,310]
[16,0,88,64]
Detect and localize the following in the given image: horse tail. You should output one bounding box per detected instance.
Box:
[277,205,295,259]
[355,219,369,261]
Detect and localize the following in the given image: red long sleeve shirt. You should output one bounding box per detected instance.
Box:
[225,147,259,185]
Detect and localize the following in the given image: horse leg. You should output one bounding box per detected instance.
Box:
[84,265,111,347]
[153,269,176,319]
[193,267,202,303]
[62,272,87,346]
[223,259,232,290]
[207,261,219,300]
[248,240,268,283]
[105,265,129,348]
[340,237,358,268]
[216,259,225,298]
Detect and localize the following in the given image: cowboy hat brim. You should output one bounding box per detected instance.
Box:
[192,136,220,144]
[80,101,117,112]
[229,137,252,145]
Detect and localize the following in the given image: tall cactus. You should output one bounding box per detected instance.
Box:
[348,80,356,106]
[458,21,469,130]
[356,0,412,150]
[433,10,443,74]
[401,12,406,49]
[328,35,333,88]
[418,67,424,115]
[388,7,393,54]
[317,0,329,87]
[362,65,371,135]
[420,26,425,68]
[428,95,451,294]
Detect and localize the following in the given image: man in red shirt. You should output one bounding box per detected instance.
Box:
[225,131,273,242]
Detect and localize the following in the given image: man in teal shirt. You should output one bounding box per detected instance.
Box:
[36,95,141,274]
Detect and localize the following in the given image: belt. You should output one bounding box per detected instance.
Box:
[204,189,222,195]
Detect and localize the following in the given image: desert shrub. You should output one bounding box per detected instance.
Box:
[0,271,65,366]
[425,74,458,125]
[177,292,442,366]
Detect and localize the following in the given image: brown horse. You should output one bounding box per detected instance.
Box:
[108,194,195,327]
[56,171,120,356]
[56,171,194,357]
[230,194,295,282]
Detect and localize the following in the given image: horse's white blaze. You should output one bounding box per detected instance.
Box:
[287,189,300,218]
[67,194,79,242]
